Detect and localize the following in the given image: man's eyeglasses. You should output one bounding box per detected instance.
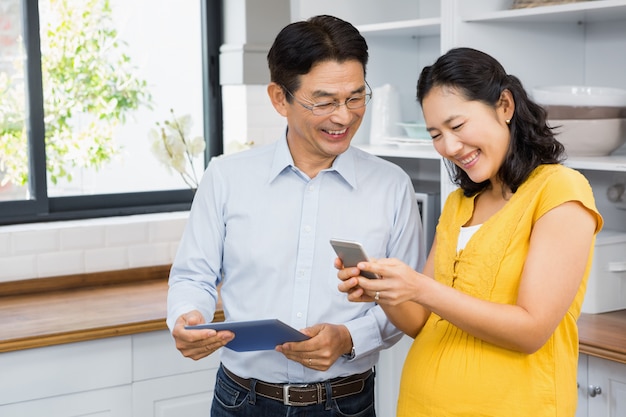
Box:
[282,83,372,116]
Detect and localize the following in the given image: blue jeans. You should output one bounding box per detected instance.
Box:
[211,364,376,417]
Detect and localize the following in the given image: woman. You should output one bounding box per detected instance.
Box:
[337,47,603,416]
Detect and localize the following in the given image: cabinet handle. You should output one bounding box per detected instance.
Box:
[608,261,626,272]
[588,385,602,397]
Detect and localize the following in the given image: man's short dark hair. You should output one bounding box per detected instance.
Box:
[267,15,368,94]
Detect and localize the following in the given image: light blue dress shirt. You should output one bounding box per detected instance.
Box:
[167,135,425,383]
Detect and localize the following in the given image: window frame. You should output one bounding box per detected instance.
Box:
[0,0,223,225]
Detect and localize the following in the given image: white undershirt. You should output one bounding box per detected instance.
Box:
[457,224,482,252]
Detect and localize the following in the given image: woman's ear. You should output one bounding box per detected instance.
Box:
[267,83,288,117]
[499,89,515,123]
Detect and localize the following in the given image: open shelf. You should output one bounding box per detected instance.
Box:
[565,154,626,172]
[357,143,440,160]
[463,0,626,24]
[359,144,626,172]
[357,17,441,38]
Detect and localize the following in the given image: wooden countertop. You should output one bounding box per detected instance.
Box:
[578,309,626,364]
[0,266,624,363]
[0,265,223,353]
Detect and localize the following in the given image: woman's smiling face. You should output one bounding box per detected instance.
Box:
[422,85,514,186]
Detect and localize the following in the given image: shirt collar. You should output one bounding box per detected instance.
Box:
[268,130,358,189]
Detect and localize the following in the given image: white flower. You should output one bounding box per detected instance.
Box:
[225,140,255,154]
[188,135,206,156]
[148,109,205,189]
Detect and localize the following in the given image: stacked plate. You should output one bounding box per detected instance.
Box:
[532,86,626,157]
[385,122,433,150]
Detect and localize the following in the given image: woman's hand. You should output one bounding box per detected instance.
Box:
[336,256,424,305]
[357,258,425,306]
[335,256,432,337]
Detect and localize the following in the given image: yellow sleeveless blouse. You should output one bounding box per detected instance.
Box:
[397,164,603,417]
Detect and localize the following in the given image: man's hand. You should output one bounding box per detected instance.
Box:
[171,310,235,360]
[276,323,353,371]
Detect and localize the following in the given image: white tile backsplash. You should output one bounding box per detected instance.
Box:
[105,222,149,247]
[84,246,129,273]
[0,234,9,257]
[60,226,106,250]
[128,242,171,268]
[0,254,38,281]
[12,229,60,255]
[0,212,189,282]
[37,250,85,277]
[148,217,189,243]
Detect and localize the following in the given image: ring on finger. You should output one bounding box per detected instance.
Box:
[374,291,380,301]
[308,358,312,366]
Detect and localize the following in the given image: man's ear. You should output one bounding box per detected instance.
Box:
[268,83,288,117]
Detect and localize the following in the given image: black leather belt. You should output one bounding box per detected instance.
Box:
[222,366,372,406]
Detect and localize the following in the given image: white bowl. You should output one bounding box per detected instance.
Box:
[397,122,430,139]
[533,86,626,107]
[549,118,626,157]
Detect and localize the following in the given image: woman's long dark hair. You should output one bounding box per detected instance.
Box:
[417,47,564,197]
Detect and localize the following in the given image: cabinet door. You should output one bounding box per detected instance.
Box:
[132,369,217,417]
[577,354,589,417]
[132,330,221,417]
[0,386,131,417]
[132,330,218,381]
[587,356,626,416]
[0,336,132,405]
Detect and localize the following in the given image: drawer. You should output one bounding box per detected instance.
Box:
[0,336,132,405]
[132,330,219,381]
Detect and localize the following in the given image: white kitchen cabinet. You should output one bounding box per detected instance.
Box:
[577,353,626,417]
[577,354,589,417]
[131,330,220,417]
[296,0,626,206]
[0,387,132,417]
[447,1,626,234]
[0,330,219,417]
[0,336,133,417]
[132,370,216,417]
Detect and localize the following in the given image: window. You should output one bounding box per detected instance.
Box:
[0,0,223,225]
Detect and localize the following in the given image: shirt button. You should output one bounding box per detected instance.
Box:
[296,312,303,318]
[308,185,314,191]
[304,225,311,233]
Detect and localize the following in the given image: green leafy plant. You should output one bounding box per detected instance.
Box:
[0,0,151,186]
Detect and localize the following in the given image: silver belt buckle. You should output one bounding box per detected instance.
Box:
[282,384,309,405]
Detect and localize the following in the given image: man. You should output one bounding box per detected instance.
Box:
[167,14,425,417]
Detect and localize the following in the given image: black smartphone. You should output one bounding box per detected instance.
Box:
[330,238,380,279]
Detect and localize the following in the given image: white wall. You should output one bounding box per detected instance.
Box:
[222,85,286,151]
